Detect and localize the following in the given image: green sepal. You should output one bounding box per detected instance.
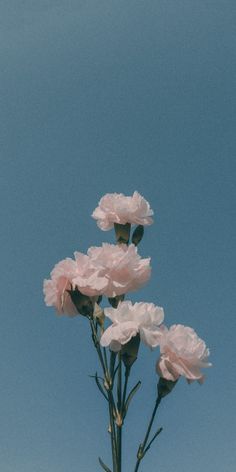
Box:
[121,334,140,368]
[108,294,124,308]
[157,377,178,398]
[132,225,144,246]
[68,288,94,317]
[114,222,131,244]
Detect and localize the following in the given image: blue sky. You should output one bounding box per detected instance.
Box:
[1,1,235,471]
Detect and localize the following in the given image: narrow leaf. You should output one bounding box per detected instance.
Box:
[124,380,141,414]
[98,457,112,472]
[112,364,119,382]
[92,372,108,401]
[144,427,163,455]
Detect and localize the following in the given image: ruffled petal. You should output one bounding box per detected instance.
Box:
[140,327,164,348]
[100,321,139,351]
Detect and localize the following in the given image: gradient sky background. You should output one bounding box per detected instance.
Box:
[1,1,236,471]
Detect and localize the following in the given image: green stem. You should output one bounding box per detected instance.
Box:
[89,318,118,472]
[122,366,130,415]
[116,353,122,472]
[110,351,117,380]
[89,319,107,376]
[103,347,108,371]
[134,396,162,472]
[108,390,118,472]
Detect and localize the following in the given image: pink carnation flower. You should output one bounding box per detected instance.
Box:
[156,324,212,383]
[43,243,151,310]
[100,301,164,352]
[72,243,151,298]
[43,258,78,316]
[92,191,154,230]
[72,251,109,297]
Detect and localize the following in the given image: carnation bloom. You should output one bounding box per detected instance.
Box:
[100,301,164,351]
[71,250,110,297]
[156,324,212,383]
[92,191,154,230]
[43,258,78,316]
[72,243,151,298]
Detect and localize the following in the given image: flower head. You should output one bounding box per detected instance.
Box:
[73,243,151,298]
[43,242,151,314]
[100,300,164,351]
[92,191,154,230]
[43,258,78,316]
[156,324,212,383]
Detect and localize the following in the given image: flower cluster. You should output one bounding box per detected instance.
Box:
[43,191,211,386]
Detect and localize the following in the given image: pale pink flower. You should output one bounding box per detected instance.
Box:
[100,301,164,351]
[72,250,109,297]
[92,191,154,230]
[72,243,151,298]
[43,258,78,316]
[156,324,211,383]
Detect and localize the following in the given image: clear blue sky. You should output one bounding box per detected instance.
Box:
[1,1,235,471]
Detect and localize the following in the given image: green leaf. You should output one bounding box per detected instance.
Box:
[124,380,141,415]
[112,364,119,382]
[91,372,108,401]
[144,427,163,455]
[98,457,112,472]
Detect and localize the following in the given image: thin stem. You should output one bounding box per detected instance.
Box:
[122,366,130,415]
[108,390,118,472]
[89,318,118,472]
[103,347,108,372]
[116,353,122,472]
[110,351,117,380]
[117,353,122,412]
[134,396,162,472]
[89,319,107,377]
